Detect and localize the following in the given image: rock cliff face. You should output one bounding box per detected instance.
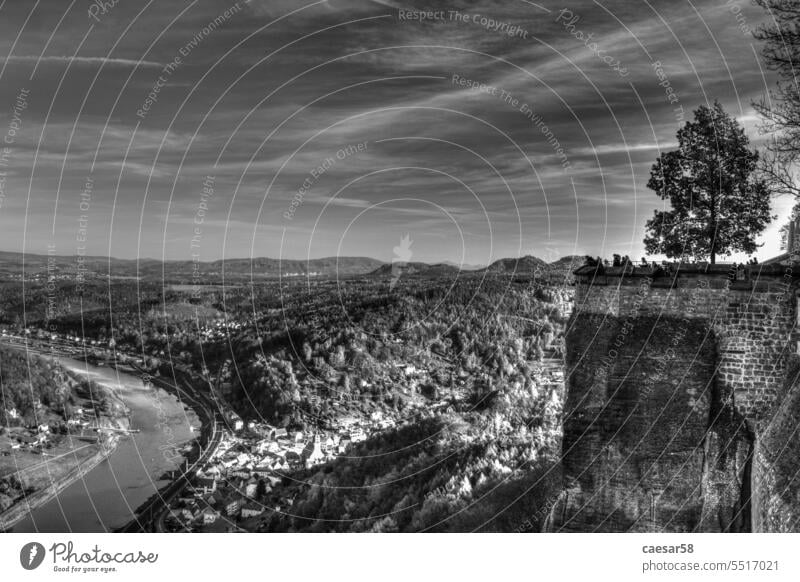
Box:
[547,266,800,532]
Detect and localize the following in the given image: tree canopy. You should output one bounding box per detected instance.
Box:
[643,101,773,264]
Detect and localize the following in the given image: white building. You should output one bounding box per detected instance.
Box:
[303,433,326,467]
[225,499,242,517]
[245,478,259,498]
[241,503,264,519]
[202,508,218,524]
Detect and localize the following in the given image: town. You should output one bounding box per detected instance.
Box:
[1,307,567,532]
[163,342,565,532]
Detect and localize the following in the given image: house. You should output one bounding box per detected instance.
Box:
[202,508,218,524]
[339,416,358,430]
[324,436,337,453]
[245,478,259,498]
[349,427,366,442]
[257,440,279,454]
[229,468,250,479]
[204,465,222,477]
[225,498,242,517]
[264,454,281,469]
[241,502,264,519]
[274,428,288,440]
[252,466,272,479]
[264,449,285,462]
[285,450,302,468]
[196,475,217,494]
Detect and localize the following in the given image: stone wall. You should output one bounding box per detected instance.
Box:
[572,273,797,428]
[552,313,721,532]
[549,267,800,532]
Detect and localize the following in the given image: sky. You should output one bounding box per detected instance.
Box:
[0,0,790,265]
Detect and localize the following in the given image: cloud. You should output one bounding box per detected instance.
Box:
[0,0,779,263]
[571,142,678,156]
[2,55,165,68]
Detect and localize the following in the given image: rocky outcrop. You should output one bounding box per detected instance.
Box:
[751,357,800,532]
[698,407,753,532]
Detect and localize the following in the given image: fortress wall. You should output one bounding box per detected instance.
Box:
[572,274,798,427]
[548,268,800,532]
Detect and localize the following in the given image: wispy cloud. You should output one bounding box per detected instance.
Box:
[3,55,164,68]
[0,0,778,263]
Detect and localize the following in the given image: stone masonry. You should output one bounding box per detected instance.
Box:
[572,264,798,428]
[548,262,800,532]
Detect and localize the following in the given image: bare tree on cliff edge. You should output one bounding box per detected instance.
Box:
[753,0,800,200]
[643,101,774,264]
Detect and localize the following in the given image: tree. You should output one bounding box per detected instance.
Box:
[754,0,800,198]
[643,101,773,264]
[753,1,800,246]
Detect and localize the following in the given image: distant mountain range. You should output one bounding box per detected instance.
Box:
[367,262,461,278]
[484,255,547,273]
[0,250,585,282]
[0,252,383,280]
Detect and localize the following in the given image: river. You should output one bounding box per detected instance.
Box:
[11,357,200,533]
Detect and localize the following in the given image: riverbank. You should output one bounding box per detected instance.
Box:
[115,363,215,532]
[0,357,130,531]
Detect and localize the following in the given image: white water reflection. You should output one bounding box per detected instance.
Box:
[13,358,200,532]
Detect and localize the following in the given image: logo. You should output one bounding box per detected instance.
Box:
[20,542,46,570]
[390,234,413,290]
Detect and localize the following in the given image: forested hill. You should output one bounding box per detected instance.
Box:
[0,250,587,283]
[0,345,72,426]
